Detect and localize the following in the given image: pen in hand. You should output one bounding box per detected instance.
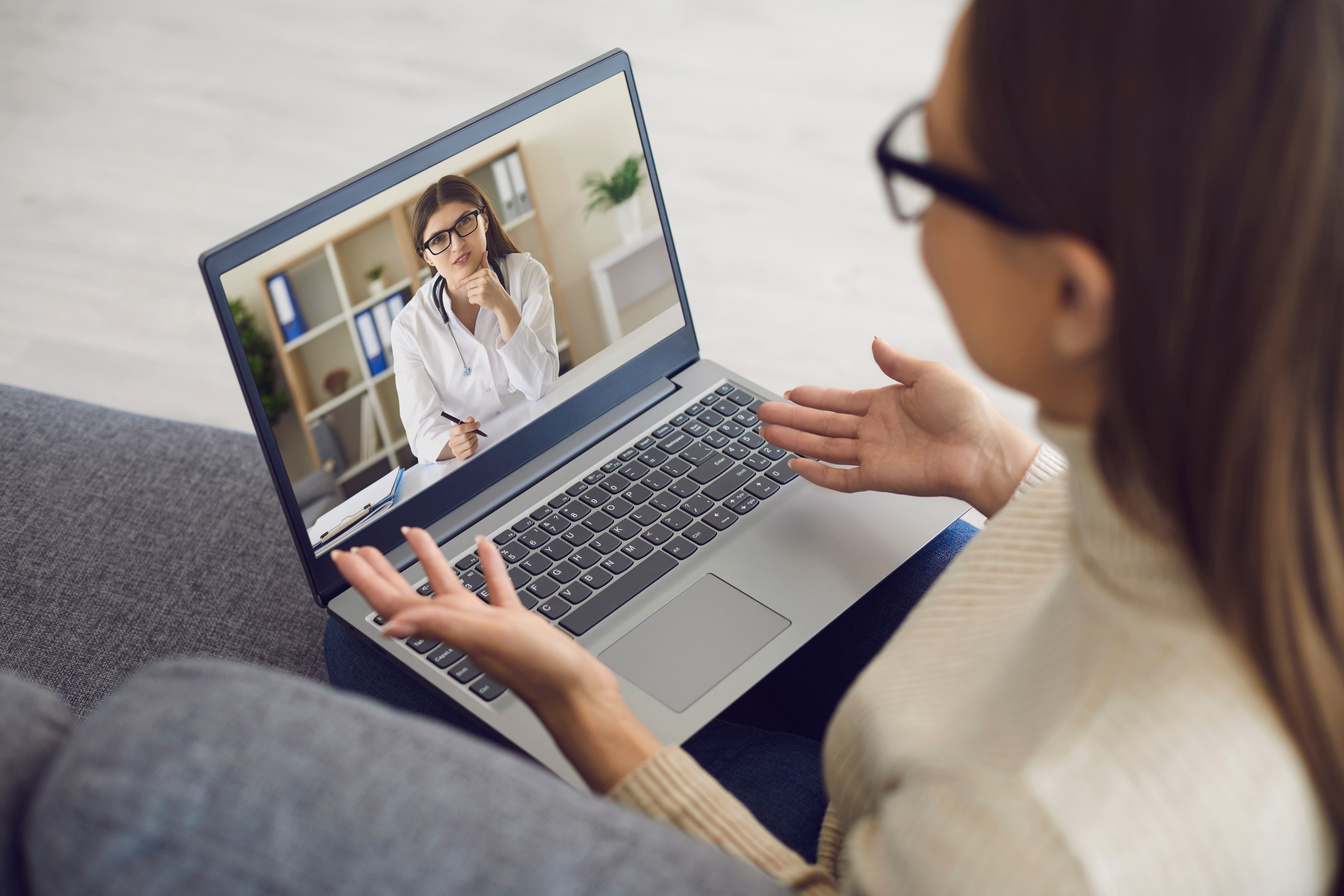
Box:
[440,411,488,438]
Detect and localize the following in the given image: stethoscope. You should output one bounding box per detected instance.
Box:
[429,255,506,378]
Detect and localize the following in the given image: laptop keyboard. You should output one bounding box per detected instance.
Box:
[370,381,800,704]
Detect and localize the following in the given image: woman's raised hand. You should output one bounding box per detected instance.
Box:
[757,338,1038,518]
[331,528,661,792]
[447,418,480,460]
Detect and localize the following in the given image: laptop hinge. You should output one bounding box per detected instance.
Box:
[383,377,677,570]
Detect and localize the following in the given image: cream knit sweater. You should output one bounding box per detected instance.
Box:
[609,417,1337,895]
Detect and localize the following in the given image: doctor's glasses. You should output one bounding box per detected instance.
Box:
[423,209,484,255]
[875,100,1045,232]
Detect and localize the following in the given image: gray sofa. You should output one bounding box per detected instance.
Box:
[0,384,790,896]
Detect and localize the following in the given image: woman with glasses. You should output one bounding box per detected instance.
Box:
[393,174,559,463]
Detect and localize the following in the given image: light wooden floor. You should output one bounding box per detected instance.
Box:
[0,0,1038,459]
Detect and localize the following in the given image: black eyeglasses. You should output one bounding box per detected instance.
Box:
[875,100,1044,231]
[423,209,483,255]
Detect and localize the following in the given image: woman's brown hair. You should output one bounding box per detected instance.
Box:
[412,174,521,267]
[964,0,1343,850]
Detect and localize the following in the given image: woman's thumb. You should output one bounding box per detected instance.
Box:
[872,337,931,385]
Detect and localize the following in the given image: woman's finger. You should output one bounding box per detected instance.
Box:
[787,457,865,494]
[331,549,426,618]
[475,536,524,610]
[401,527,470,601]
[756,402,862,440]
[779,384,875,416]
[350,544,418,595]
[382,601,478,645]
[760,424,860,465]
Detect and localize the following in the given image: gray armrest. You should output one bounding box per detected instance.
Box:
[0,385,328,717]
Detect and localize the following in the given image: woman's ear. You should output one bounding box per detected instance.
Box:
[1047,236,1113,362]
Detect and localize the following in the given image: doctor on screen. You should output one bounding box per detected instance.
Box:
[393,175,560,463]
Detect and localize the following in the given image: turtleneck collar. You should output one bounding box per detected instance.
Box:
[1036,413,1206,619]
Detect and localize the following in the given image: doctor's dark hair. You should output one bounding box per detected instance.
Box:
[964,0,1344,850]
[412,174,522,261]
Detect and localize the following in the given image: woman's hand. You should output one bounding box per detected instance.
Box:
[461,251,523,342]
[330,528,662,792]
[446,418,480,460]
[756,337,1039,518]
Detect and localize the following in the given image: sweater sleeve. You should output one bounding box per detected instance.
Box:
[607,745,838,896]
[1007,443,1067,507]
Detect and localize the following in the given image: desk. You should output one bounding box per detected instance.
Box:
[307,461,456,554]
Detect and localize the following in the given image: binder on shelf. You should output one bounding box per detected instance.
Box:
[385,288,408,320]
[266,273,306,342]
[492,157,518,222]
[371,302,394,368]
[359,395,376,461]
[354,309,387,376]
[505,151,532,216]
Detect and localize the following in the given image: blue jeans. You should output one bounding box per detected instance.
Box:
[325,519,978,863]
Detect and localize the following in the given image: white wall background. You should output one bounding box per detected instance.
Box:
[0,0,1040,447]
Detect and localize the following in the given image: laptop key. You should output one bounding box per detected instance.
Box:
[601,552,634,575]
[549,561,581,584]
[584,511,615,531]
[717,421,745,438]
[449,658,482,684]
[682,420,709,437]
[618,447,639,462]
[728,389,754,406]
[498,542,528,564]
[713,400,738,417]
[704,508,738,531]
[661,457,692,477]
[629,505,661,526]
[566,481,588,497]
[689,453,732,484]
[428,644,465,669]
[530,506,552,521]
[760,444,787,461]
[662,536,698,561]
[558,582,591,604]
[683,522,717,545]
[680,442,714,465]
[569,547,602,568]
[541,540,573,561]
[726,491,760,514]
[702,465,753,502]
[743,454,772,472]
[521,554,551,576]
[528,576,560,599]
[699,393,719,406]
[738,431,766,449]
[715,383,735,396]
[745,477,780,500]
[641,469,672,491]
[549,494,569,509]
[698,410,724,427]
[724,442,750,461]
[767,459,800,484]
[518,528,548,550]
[455,555,479,571]
[601,497,634,518]
[560,550,677,636]
[651,424,674,438]
[600,474,631,495]
[417,583,435,596]
[663,509,693,530]
[601,458,623,473]
[470,676,507,702]
[642,523,673,545]
[559,500,590,522]
[638,449,669,468]
[619,461,650,481]
[732,410,758,427]
[584,470,605,485]
[579,567,613,590]
[512,518,534,532]
[405,636,439,654]
[621,537,654,560]
[563,526,594,546]
[635,435,657,450]
[508,567,531,590]
[668,477,699,499]
[459,569,487,592]
[580,489,606,507]
[669,413,689,427]
[539,514,570,536]
[589,532,623,554]
[537,596,572,620]
[657,431,692,454]
[649,491,680,513]
[681,494,714,517]
[610,519,642,540]
[684,403,704,416]
[702,431,730,449]
[622,483,654,505]
[493,530,516,546]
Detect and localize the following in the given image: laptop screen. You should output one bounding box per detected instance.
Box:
[200,53,697,601]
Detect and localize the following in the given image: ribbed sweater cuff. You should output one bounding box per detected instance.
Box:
[1009,443,1068,506]
[608,745,837,895]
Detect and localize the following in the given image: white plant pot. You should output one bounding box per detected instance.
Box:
[367,278,385,297]
[614,200,641,245]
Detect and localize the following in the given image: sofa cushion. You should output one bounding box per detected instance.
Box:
[0,672,72,896]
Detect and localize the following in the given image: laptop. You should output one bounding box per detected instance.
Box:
[198,49,965,787]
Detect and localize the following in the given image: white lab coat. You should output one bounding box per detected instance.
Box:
[391,252,559,462]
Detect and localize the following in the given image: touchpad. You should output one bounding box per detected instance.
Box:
[599,575,790,712]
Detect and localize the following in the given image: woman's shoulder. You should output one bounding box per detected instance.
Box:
[392,283,435,339]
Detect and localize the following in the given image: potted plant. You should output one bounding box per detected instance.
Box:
[582,153,647,245]
[365,264,385,297]
[229,298,291,424]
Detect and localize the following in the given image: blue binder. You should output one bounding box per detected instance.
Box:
[354,309,387,376]
[266,273,307,342]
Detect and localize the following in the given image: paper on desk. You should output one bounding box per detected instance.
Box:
[309,466,403,542]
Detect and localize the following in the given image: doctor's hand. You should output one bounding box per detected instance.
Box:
[447,418,480,460]
[331,528,661,793]
[462,251,523,343]
[756,337,1039,518]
